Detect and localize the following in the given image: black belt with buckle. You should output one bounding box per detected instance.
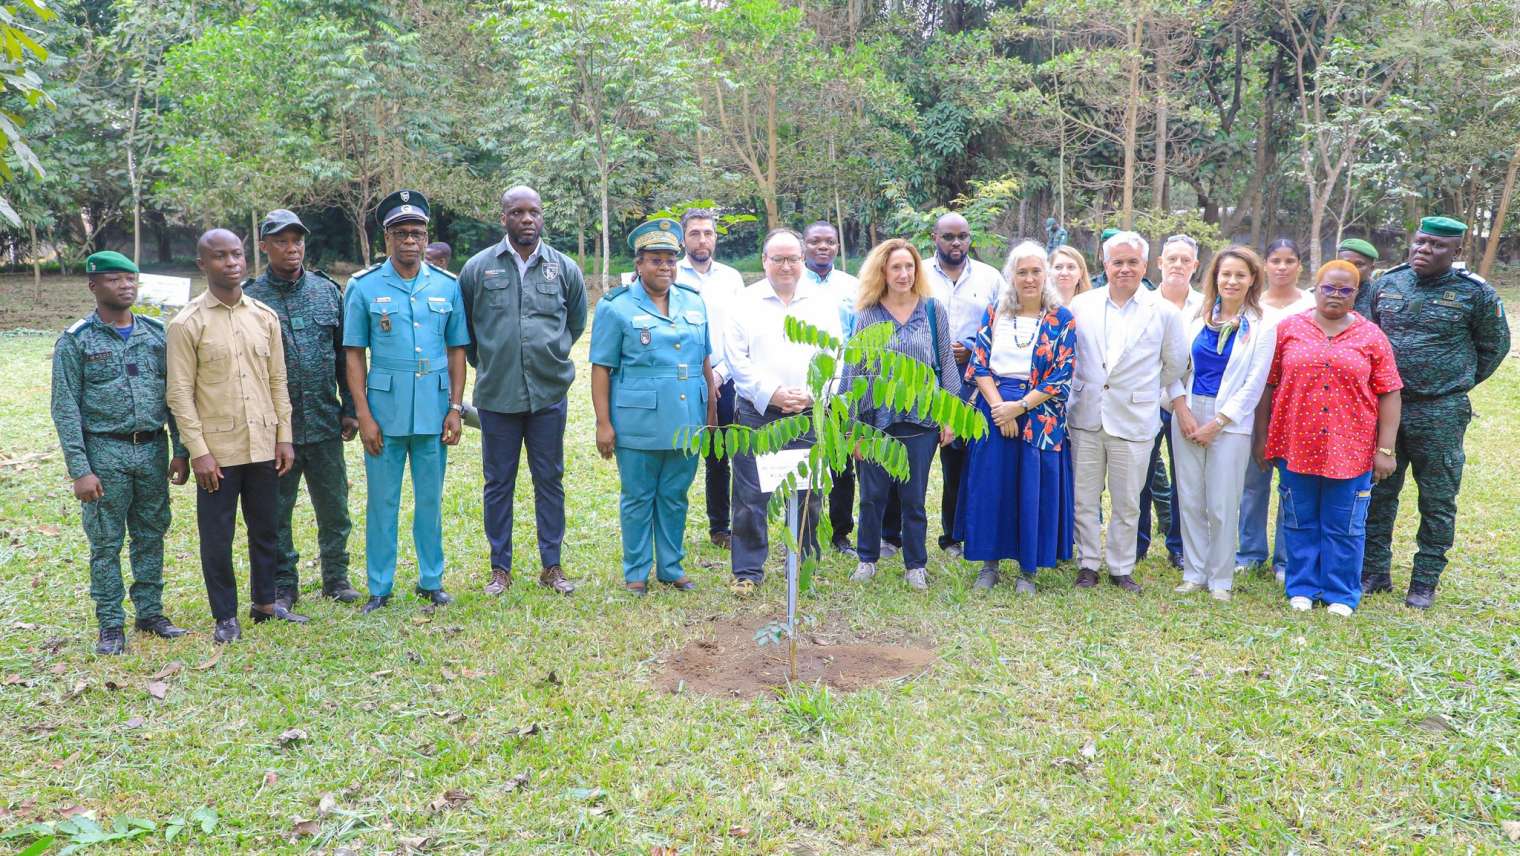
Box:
[88,430,165,444]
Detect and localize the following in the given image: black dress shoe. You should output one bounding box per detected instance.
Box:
[360,595,390,614]
[1404,581,1437,610]
[322,583,362,604]
[250,604,310,624]
[213,617,241,644]
[1362,572,1393,594]
[1109,574,1143,593]
[415,587,452,605]
[134,615,188,638]
[96,626,126,655]
[1075,568,1100,588]
[1168,552,1184,571]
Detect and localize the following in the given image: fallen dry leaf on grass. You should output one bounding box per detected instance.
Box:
[49,751,81,770]
[1418,714,1456,734]
[1501,820,1520,842]
[398,836,430,853]
[263,771,278,787]
[36,524,61,536]
[3,674,27,686]
[502,772,530,793]
[11,621,37,631]
[651,847,677,856]
[57,804,87,818]
[151,661,183,681]
[278,728,308,747]
[317,793,336,817]
[66,679,87,699]
[728,826,750,838]
[290,818,320,837]
[1080,741,1098,760]
[192,649,222,671]
[41,637,67,654]
[49,664,66,675]
[146,681,168,700]
[509,723,541,738]
[427,790,473,812]
[123,716,145,729]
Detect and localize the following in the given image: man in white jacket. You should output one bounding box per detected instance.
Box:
[1067,231,1188,591]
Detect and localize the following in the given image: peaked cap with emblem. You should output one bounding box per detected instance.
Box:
[628,217,683,253]
[85,250,138,275]
[379,189,430,227]
[1337,238,1378,261]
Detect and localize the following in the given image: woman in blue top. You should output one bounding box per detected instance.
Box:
[956,241,1076,594]
[1165,246,1274,601]
[839,238,960,591]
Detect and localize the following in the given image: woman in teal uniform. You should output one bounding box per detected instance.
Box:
[590,218,718,594]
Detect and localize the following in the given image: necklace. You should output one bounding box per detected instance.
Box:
[1009,313,1037,347]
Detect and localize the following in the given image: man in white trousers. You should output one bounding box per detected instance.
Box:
[1066,231,1188,592]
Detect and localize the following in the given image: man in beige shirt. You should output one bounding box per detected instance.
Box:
[167,228,299,643]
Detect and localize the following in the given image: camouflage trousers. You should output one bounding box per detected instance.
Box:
[272,438,353,595]
[80,434,171,628]
[1363,394,1470,586]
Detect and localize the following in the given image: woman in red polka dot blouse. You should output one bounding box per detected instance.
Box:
[1252,261,1403,616]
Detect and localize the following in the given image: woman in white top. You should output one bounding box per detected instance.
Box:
[955,242,1077,593]
[1050,245,1093,305]
[1167,246,1274,600]
[1237,238,1315,582]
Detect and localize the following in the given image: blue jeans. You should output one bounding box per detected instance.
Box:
[1237,456,1286,571]
[857,423,937,568]
[1277,464,1373,608]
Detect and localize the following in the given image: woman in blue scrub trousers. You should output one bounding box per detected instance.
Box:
[956,241,1076,594]
[590,218,718,595]
[1254,261,1401,616]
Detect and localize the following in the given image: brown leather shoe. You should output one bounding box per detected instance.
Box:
[1075,568,1100,588]
[661,577,697,591]
[1109,574,1143,593]
[710,531,732,550]
[484,567,512,596]
[539,565,576,595]
[624,581,647,596]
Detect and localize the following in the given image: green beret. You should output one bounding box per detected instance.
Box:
[628,217,683,254]
[1100,227,1120,241]
[378,189,429,227]
[85,251,138,275]
[1337,238,1378,261]
[1418,216,1466,237]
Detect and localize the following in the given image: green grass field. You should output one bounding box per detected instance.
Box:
[1,295,1518,853]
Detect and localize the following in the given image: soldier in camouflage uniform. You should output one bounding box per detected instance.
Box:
[243,210,361,606]
[1360,216,1511,609]
[51,251,192,654]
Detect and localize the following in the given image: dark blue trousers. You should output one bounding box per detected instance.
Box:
[480,400,567,571]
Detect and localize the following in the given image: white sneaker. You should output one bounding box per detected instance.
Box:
[1174,581,1205,594]
[904,567,928,590]
[1326,603,1354,617]
[1210,588,1232,602]
[1289,596,1312,611]
[1274,568,1286,585]
[850,562,877,582]
[1233,564,1249,576]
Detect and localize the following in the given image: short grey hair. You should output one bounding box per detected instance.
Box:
[1000,240,1062,314]
[1161,233,1199,257]
[1102,230,1150,263]
[762,227,803,257]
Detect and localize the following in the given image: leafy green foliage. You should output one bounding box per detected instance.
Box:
[0,0,54,225]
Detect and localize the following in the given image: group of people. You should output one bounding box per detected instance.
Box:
[49,183,1508,655]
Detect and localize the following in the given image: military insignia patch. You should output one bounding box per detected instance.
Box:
[639,327,652,346]
[543,261,559,281]
[380,314,392,333]
[400,190,411,202]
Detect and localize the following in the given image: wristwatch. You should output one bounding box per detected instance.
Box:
[449,403,465,415]
[1377,446,1394,456]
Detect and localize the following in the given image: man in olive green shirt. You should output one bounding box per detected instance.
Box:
[457,186,587,596]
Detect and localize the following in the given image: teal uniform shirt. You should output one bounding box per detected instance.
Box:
[342,260,470,436]
[589,279,712,450]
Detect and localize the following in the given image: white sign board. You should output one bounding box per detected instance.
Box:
[755,449,809,493]
[136,274,192,309]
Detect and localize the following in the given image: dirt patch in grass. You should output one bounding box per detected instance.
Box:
[656,615,935,698]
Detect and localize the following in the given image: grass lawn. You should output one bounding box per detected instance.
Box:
[1,288,1517,854]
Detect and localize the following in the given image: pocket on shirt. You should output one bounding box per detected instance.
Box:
[615,389,657,410]
[1348,488,1371,536]
[367,372,393,394]
[201,342,232,383]
[1130,390,1158,405]
[428,300,453,334]
[203,416,237,434]
[369,302,395,335]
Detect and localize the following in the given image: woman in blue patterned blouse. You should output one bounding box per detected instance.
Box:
[955,241,1077,593]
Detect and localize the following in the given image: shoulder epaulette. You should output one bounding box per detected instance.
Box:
[426,262,457,280]
[601,284,630,302]
[1454,267,1489,287]
[134,313,165,330]
[348,262,383,283]
[674,281,700,295]
[66,317,91,336]
[241,275,257,289]
[1382,262,1411,276]
[246,296,279,317]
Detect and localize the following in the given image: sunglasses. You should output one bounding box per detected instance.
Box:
[1318,284,1356,297]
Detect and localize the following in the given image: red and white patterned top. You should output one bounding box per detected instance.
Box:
[1265,311,1402,479]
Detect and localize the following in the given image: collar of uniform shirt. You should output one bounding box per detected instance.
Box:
[502,239,542,276]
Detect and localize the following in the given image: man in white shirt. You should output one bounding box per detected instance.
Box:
[724,229,843,592]
[800,220,902,559]
[1137,233,1205,570]
[675,209,748,550]
[1067,231,1188,592]
[924,212,1006,558]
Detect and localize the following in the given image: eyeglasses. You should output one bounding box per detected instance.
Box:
[642,258,678,268]
[388,229,429,244]
[1318,284,1356,297]
[767,256,803,266]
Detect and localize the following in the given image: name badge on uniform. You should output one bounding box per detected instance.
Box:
[684,310,704,324]
[427,296,448,303]
[85,351,111,363]
[291,316,309,331]
[485,269,505,277]
[639,327,652,346]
